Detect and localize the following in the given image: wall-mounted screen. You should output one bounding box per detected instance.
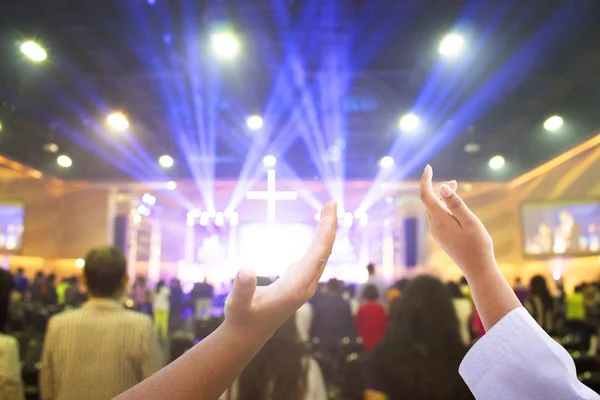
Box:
[0,203,25,252]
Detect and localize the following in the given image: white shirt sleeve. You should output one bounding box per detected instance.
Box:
[305,357,328,400]
[459,307,599,400]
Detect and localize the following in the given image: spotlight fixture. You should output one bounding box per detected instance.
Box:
[464,143,481,154]
[159,154,174,168]
[167,181,177,190]
[246,115,263,131]
[20,41,47,62]
[75,258,85,268]
[44,143,59,153]
[57,155,72,168]
[488,155,505,170]
[543,115,563,132]
[379,156,395,169]
[263,155,277,167]
[399,113,419,132]
[326,145,342,162]
[106,112,129,132]
[439,33,464,57]
[210,31,241,59]
[142,193,156,206]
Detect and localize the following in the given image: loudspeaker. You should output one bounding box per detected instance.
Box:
[403,217,418,268]
[113,215,128,254]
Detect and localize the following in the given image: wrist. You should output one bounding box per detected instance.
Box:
[220,319,276,347]
[462,257,500,284]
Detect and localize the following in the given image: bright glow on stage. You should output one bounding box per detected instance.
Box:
[379,156,395,169]
[246,169,297,225]
[262,155,277,167]
[238,224,313,277]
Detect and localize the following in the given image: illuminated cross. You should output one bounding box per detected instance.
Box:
[246,170,297,225]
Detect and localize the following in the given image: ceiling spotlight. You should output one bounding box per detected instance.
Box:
[210,31,241,59]
[488,155,505,170]
[326,145,342,162]
[142,193,156,206]
[379,156,395,169]
[399,113,419,132]
[57,155,72,168]
[44,143,59,153]
[20,41,47,62]
[75,258,85,269]
[263,155,277,167]
[543,115,563,132]
[159,154,174,168]
[246,115,263,131]
[167,181,177,190]
[464,143,481,154]
[439,33,464,57]
[106,112,129,132]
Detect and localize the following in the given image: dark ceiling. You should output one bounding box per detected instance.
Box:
[0,0,599,183]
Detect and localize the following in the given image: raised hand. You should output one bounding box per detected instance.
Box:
[224,201,338,334]
[419,165,494,279]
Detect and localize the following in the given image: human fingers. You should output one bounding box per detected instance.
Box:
[226,268,257,313]
[420,165,452,220]
[433,180,458,200]
[292,201,338,291]
[439,184,475,226]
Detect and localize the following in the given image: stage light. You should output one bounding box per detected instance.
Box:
[187,209,201,219]
[385,196,394,205]
[464,143,480,154]
[439,33,464,57]
[137,204,151,217]
[200,212,210,226]
[315,212,321,222]
[379,156,395,169]
[326,145,342,162]
[142,193,156,206]
[210,31,240,59]
[489,155,505,170]
[106,112,129,132]
[57,155,72,168]
[263,155,276,167]
[20,41,47,62]
[215,211,225,227]
[544,115,563,132]
[344,212,353,228]
[75,258,85,268]
[167,181,177,190]
[132,214,142,225]
[159,154,174,168]
[246,115,263,131]
[229,211,239,226]
[44,143,59,153]
[399,113,419,132]
[186,218,195,227]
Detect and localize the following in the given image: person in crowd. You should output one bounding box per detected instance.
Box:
[169,279,184,332]
[130,276,150,308]
[355,284,386,353]
[40,246,162,400]
[56,277,71,305]
[447,281,473,346]
[368,276,473,399]
[470,308,485,341]
[0,269,24,400]
[153,280,170,341]
[29,271,46,303]
[525,275,554,333]
[43,273,58,305]
[113,185,599,400]
[311,278,355,384]
[342,284,360,315]
[191,279,214,321]
[64,276,83,307]
[360,263,387,304]
[219,314,327,400]
[12,267,28,298]
[295,301,312,343]
[513,277,528,305]
[386,278,408,309]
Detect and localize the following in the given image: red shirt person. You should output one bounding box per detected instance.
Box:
[355,284,387,352]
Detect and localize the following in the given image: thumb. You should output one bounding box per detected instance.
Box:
[439,184,471,224]
[227,268,257,312]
